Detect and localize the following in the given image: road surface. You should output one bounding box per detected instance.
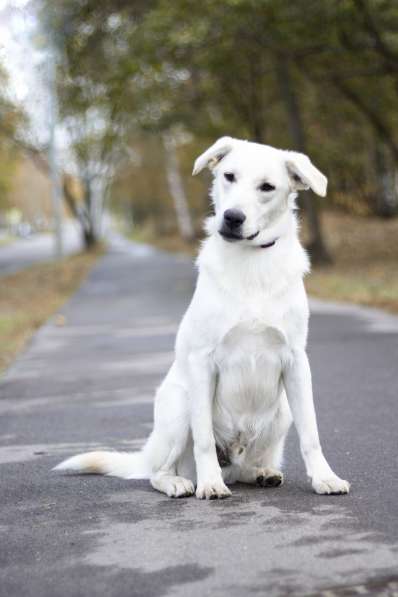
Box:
[0,239,397,596]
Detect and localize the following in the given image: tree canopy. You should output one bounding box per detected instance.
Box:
[41,0,398,258]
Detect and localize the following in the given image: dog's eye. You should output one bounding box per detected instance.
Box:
[224,172,236,183]
[259,182,275,192]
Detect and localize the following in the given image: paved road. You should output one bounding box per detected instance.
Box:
[0,222,81,276]
[0,239,397,597]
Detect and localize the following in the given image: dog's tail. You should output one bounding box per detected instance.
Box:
[53,450,151,480]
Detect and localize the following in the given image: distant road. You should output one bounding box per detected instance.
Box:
[0,222,82,276]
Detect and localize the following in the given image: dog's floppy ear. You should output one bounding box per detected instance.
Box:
[284,151,327,197]
[192,136,235,175]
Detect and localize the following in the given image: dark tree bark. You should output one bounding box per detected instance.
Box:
[248,52,267,143]
[63,175,100,249]
[276,55,332,265]
[82,227,98,249]
[373,139,398,218]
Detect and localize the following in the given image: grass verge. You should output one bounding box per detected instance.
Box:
[129,224,197,255]
[0,247,103,373]
[304,211,398,314]
[0,235,17,247]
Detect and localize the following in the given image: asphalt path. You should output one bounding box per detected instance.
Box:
[0,238,397,596]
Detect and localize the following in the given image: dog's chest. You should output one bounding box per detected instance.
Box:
[213,319,288,437]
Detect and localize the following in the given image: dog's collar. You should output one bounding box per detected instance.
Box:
[260,239,277,249]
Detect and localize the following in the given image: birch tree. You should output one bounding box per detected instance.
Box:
[162,133,194,241]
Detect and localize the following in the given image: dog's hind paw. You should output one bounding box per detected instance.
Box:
[256,468,284,488]
[151,474,195,498]
[312,475,350,495]
[196,479,232,500]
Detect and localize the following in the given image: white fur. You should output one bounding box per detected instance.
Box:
[55,138,350,499]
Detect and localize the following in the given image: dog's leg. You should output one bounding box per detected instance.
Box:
[221,404,291,488]
[261,438,286,472]
[149,431,195,498]
[230,397,291,488]
[188,353,231,499]
[150,443,195,499]
[148,377,195,498]
[220,465,239,485]
[283,349,350,495]
[253,399,291,487]
[252,442,285,487]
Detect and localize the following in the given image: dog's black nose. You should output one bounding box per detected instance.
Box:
[223,209,246,229]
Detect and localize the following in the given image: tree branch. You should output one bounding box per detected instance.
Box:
[332,76,398,163]
[353,0,398,70]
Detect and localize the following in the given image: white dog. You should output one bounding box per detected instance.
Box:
[55,137,350,500]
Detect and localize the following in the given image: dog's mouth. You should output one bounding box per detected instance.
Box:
[219,230,259,242]
[219,229,278,249]
[219,231,242,242]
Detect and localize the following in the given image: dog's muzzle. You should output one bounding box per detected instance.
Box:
[219,208,246,241]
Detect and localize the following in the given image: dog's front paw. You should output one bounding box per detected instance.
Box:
[312,475,350,495]
[196,479,232,500]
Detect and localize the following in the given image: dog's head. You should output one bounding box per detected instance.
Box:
[193,136,327,247]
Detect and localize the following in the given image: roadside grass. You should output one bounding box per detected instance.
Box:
[130,210,398,313]
[0,247,103,373]
[129,224,197,255]
[304,211,398,314]
[0,235,17,247]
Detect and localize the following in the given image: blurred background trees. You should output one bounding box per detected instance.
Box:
[2,0,398,261]
[0,64,25,218]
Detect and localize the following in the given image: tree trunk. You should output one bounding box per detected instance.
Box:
[373,139,398,218]
[82,179,101,249]
[63,175,99,250]
[163,133,195,241]
[11,141,103,251]
[82,226,98,249]
[276,55,332,265]
[248,52,266,143]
